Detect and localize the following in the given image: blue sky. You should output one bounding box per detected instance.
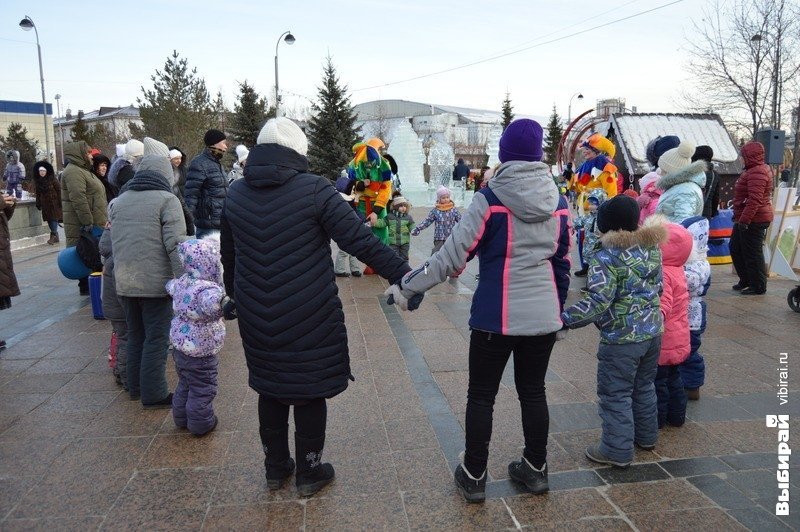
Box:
[2,0,703,121]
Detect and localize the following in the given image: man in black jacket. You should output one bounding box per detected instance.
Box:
[185,129,228,238]
[221,117,412,497]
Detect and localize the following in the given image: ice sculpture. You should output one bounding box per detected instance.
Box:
[429,137,455,188]
[485,125,502,168]
[387,121,426,192]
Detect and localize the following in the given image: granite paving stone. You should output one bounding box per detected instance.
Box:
[305,493,408,530]
[402,490,515,530]
[1,241,798,529]
[203,502,305,531]
[628,507,748,531]
[605,479,716,513]
[0,516,104,531]
[504,488,618,526]
[728,507,795,532]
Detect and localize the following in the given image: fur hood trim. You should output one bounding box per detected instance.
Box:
[657,160,708,190]
[600,215,668,249]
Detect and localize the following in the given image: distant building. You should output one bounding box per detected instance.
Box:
[54,105,142,141]
[0,100,54,160]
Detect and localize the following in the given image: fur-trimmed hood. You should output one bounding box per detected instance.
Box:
[600,214,668,249]
[656,160,707,191]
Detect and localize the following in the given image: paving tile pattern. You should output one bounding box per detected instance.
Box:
[0,216,797,530]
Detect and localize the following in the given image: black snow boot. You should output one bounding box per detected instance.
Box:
[508,456,549,494]
[260,426,295,489]
[295,433,335,497]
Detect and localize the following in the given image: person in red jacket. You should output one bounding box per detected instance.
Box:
[730,141,774,295]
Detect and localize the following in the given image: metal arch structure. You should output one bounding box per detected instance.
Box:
[556,109,605,174]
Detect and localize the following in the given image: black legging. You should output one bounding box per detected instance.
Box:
[464,330,556,475]
[258,395,327,438]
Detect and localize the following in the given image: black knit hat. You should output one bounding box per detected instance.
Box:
[691,145,713,163]
[204,129,227,146]
[597,195,640,233]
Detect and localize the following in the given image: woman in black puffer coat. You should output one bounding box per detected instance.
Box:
[221,118,410,496]
[32,161,62,244]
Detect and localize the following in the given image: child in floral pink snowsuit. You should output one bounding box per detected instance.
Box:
[166,237,229,436]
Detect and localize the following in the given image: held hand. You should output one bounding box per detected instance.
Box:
[80,224,94,234]
[384,284,425,312]
[221,297,237,320]
[368,212,378,225]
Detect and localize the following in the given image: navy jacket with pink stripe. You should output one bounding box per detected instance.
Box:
[401,161,564,336]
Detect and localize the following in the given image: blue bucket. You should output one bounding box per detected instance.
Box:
[57,246,92,280]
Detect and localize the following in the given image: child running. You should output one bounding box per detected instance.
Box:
[562,195,667,468]
[166,236,230,436]
[412,186,461,256]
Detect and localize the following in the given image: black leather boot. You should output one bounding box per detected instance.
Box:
[295,433,335,497]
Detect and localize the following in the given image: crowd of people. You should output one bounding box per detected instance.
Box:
[0,113,778,503]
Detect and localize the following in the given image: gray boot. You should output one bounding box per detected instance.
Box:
[334,250,350,277]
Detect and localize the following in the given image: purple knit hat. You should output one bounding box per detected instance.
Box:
[499,119,544,163]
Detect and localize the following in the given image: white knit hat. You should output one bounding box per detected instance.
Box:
[257,117,308,156]
[124,139,144,160]
[235,144,249,163]
[115,144,126,158]
[657,141,695,175]
[169,149,182,160]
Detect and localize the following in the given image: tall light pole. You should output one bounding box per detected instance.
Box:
[54,94,65,167]
[567,93,584,125]
[19,15,51,162]
[274,31,295,118]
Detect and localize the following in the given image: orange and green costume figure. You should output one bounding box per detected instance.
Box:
[574,133,619,212]
[347,138,393,245]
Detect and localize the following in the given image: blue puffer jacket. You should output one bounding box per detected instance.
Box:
[185,150,228,230]
[655,160,707,223]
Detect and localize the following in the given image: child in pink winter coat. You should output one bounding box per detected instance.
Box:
[655,219,693,429]
[637,172,664,225]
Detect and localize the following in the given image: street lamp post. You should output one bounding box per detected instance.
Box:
[567,93,584,125]
[274,31,295,117]
[19,15,51,162]
[54,94,65,167]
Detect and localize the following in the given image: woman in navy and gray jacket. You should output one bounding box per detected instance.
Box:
[388,119,563,502]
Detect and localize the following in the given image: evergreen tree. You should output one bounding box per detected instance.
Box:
[229,81,270,146]
[543,104,564,166]
[306,56,359,180]
[70,111,93,144]
[0,123,40,190]
[137,50,214,157]
[501,92,514,130]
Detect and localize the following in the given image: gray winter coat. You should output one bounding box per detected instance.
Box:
[99,226,124,321]
[400,160,562,336]
[110,184,187,298]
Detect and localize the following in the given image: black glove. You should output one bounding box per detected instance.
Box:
[737,222,749,231]
[221,296,237,320]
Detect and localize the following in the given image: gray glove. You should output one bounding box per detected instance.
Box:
[384,284,424,312]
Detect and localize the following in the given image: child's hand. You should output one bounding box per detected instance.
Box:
[221,296,237,320]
